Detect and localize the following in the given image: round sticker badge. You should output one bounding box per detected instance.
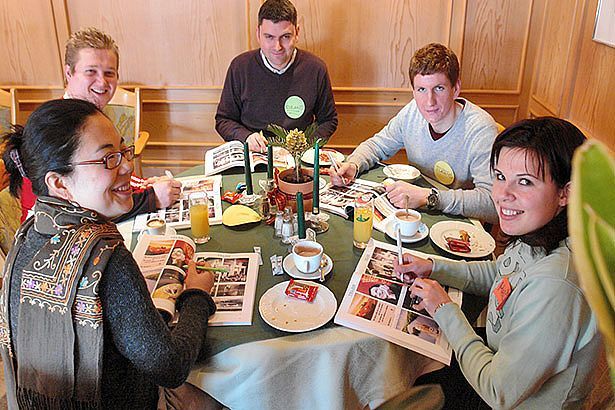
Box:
[434,161,455,185]
[284,96,305,119]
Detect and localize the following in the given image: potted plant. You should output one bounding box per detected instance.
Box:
[265,122,326,211]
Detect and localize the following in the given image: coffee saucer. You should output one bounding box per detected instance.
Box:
[383,216,429,243]
[138,226,177,241]
[283,253,333,280]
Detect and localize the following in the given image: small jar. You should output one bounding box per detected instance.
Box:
[274,210,284,237]
[281,213,293,244]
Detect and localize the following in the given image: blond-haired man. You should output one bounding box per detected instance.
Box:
[64,27,119,109]
[17,28,180,222]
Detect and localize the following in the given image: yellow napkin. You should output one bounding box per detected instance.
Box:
[222,205,261,227]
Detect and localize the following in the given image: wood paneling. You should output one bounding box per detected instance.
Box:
[65,0,248,86]
[567,0,615,148]
[461,0,533,92]
[531,0,580,114]
[529,0,615,150]
[293,0,453,88]
[0,0,63,85]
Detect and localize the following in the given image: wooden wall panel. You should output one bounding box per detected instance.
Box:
[0,0,63,85]
[530,0,579,113]
[528,0,615,150]
[567,0,615,148]
[65,0,248,86]
[293,0,453,88]
[461,0,533,92]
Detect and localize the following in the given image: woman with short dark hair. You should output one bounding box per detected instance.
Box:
[394,117,600,408]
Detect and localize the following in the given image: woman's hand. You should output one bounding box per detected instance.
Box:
[184,260,214,294]
[409,278,452,317]
[393,253,433,284]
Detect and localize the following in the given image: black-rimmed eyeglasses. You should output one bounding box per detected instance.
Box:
[72,145,135,170]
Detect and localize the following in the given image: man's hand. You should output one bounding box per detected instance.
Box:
[152,177,182,208]
[385,181,430,209]
[184,260,214,294]
[246,132,268,153]
[393,253,433,284]
[330,162,357,186]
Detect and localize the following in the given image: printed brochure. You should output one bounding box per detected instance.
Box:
[133,233,259,326]
[204,141,294,176]
[334,239,462,365]
[134,175,223,231]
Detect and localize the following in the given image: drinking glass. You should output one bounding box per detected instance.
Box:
[353,194,373,248]
[189,191,210,244]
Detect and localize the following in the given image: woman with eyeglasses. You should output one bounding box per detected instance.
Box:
[0,99,219,409]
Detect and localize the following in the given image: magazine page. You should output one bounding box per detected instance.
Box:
[194,252,259,326]
[334,239,463,365]
[132,234,197,319]
[204,141,294,176]
[134,175,223,231]
[204,141,244,176]
[320,179,386,219]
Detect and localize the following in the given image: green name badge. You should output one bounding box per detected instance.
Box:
[284,95,305,119]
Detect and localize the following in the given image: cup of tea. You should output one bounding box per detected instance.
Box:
[145,218,167,235]
[292,240,323,274]
[394,209,421,236]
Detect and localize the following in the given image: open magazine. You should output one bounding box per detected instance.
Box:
[320,179,398,232]
[334,239,462,365]
[134,175,223,231]
[204,141,295,176]
[133,233,259,326]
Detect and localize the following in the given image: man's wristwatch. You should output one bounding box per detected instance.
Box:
[426,188,439,210]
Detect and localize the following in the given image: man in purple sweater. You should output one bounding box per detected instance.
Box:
[215,0,338,152]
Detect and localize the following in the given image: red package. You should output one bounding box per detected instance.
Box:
[285,279,318,302]
[222,191,242,204]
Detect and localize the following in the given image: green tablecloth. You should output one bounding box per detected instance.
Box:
[176,166,472,356]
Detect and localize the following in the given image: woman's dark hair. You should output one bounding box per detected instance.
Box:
[490,117,587,253]
[1,99,101,197]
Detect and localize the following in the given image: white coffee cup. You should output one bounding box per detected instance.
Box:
[145,218,167,235]
[394,209,421,237]
[292,240,323,274]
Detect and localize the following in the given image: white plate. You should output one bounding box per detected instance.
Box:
[283,253,333,280]
[383,164,421,182]
[429,221,495,258]
[383,216,429,243]
[259,281,337,332]
[138,226,177,241]
[301,148,345,166]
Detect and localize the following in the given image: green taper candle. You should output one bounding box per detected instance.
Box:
[243,142,253,195]
[296,192,306,239]
[267,144,274,179]
[312,140,320,213]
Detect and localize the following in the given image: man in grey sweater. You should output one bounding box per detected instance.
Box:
[330,43,498,223]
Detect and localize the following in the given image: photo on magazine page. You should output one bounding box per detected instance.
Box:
[193,253,259,325]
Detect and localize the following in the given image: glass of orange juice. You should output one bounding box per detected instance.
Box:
[353,194,373,248]
[189,191,210,244]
